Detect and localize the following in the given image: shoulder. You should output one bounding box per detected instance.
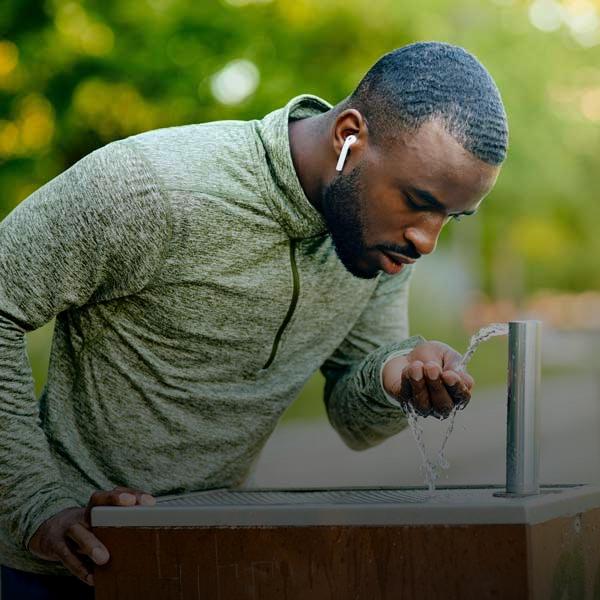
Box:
[120,120,262,195]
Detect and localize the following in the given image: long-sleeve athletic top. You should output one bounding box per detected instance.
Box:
[0,94,421,574]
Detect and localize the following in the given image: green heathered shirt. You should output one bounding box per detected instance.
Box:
[0,94,423,575]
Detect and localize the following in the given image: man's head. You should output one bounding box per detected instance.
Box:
[321,41,508,279]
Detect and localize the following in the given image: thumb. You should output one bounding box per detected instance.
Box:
[440,346,463,372]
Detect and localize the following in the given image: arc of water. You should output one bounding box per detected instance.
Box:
[407,323,509,491]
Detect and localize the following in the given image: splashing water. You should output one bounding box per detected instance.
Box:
[405,322,509,491]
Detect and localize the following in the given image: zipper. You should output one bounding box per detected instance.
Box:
[262,238,300,369]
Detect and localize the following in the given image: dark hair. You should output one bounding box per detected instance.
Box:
[348,41,508,165]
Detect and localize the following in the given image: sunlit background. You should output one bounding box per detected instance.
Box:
[1,0,598,462]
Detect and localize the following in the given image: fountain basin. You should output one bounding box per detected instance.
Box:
[91,484,600,599]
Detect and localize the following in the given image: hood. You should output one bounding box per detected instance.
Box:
[256,94,332,239]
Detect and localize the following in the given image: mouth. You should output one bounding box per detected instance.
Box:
[379,250,415,275]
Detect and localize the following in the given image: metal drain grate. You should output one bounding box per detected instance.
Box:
[156,487,521,507]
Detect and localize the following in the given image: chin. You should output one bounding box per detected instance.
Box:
[351,266,379,280]
[338,255,379,280]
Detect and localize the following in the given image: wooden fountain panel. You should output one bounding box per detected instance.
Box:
[91,485,600,599]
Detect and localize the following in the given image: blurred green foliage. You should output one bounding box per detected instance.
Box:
[2,0,600,292]
[4,0,600,419]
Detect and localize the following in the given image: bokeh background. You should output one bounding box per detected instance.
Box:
[1,0,599,485]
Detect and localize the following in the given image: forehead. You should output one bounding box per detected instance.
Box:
[372,118,500,206]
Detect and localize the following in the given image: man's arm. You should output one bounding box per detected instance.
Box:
[320,265,424,450]
[0,139,171,552]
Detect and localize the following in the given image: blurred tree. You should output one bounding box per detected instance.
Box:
[3,0,598,420]
[1,0,599,294]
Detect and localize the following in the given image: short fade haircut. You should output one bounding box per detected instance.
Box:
[347,41,508,166]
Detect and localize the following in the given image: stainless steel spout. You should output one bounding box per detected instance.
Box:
[505,320,541,495]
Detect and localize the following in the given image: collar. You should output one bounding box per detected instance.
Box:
[256,94,332,239]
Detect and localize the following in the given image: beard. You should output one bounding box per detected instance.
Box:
[321,164,377,279]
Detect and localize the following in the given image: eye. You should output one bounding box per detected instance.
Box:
[404,193,425,211]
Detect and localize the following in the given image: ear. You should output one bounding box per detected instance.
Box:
[332,109,368,164]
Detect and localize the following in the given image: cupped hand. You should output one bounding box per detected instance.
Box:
[382,341,474,418]
[27,485,156,586]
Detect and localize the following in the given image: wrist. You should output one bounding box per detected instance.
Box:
[379,350,412,409]
[382,354,410,395]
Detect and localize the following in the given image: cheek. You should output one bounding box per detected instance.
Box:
[361,195,410,237]
[361,212,408,249]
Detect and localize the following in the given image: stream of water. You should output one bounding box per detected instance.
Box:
[405,322,509,491]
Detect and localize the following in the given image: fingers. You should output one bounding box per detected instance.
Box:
[433,345,474,392]
[439,344,463,370]
[441,370,472,410]
[28,513,97,586]
[462,371,475,392]
[29,488,159,589]
[84,487,156,523]
[66,522,110,566]
[401,342,476,419]
[112,486,157,507]
[396,366,415,412]
[423,362,454,418]
[402,361,431,416]
[401,362,473,418]
[55,540,96,587]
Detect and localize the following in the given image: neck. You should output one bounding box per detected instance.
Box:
[288,110,335,214]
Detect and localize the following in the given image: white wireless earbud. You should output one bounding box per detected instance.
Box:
[335,135,357,172]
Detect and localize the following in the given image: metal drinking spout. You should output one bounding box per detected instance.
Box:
[505,320,541,496]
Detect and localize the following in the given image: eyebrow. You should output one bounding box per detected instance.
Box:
[408,186,478,216]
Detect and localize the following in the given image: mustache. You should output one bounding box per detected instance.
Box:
[377,243,420,261]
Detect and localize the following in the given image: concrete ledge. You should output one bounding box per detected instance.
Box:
[91,484,600,527]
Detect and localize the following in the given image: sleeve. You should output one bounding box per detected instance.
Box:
[320,264,425,450]
[0,139,172,551]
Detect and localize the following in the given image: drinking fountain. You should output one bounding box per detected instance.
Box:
[91,321,600,599]
[500,319,541,497]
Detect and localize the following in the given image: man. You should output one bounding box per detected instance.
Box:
[0,41,507,594]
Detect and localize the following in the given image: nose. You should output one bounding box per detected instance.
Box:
[404,215,447,256]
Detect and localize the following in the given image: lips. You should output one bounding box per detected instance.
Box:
[377,248,418,275]
[380,249,416,266]
[379,250,406,275]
